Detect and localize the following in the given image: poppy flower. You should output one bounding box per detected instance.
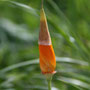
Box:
[38,7,56,74]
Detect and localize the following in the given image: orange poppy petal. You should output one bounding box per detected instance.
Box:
[39,45,56,74]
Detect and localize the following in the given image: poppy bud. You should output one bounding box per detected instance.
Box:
[39,7,56,74]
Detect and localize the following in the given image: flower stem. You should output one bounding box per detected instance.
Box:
[47,78,52,90]
[46,74,52,90]
[45,73,54,90]
[41,0,43,8]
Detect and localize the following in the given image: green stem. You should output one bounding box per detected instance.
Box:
[44,74,54,90]
[41,0,43,8]
[47,78,52,90]
[46,75,52,90]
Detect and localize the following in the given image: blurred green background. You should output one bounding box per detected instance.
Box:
[0,0,90,90]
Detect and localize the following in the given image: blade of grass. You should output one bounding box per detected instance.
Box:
[57,77,90,89]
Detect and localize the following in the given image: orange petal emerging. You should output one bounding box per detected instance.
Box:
[38,7,56,74]
[39,45,56,74]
